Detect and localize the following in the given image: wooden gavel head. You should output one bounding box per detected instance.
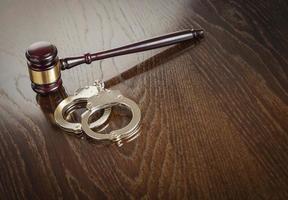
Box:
[26,41,62,94]
[26,29,204,94]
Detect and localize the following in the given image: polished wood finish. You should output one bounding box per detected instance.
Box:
[0,0,287,199]
[25,29,203,94]
[60,29,204,70]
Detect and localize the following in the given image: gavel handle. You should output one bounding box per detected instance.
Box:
[60,29,204,70]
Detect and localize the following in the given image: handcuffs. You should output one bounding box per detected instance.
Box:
[54,81,141,145]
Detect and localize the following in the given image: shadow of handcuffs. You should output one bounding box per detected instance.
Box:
[36,41,198,146]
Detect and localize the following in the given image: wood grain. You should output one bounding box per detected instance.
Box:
[0,0,287,199]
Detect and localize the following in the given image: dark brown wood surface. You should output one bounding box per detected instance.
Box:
[0,0,287,199]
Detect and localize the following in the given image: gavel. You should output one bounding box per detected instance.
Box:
[26,29,204,94]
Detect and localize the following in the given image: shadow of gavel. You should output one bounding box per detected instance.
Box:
[25,29,204,94]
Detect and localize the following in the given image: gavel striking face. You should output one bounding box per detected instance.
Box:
[26,29,204,94]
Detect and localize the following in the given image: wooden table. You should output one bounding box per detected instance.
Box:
[0,0,287,199]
